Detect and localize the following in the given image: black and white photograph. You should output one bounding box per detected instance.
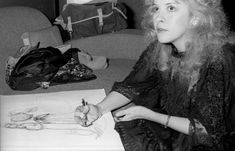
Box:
[0,0,234,151]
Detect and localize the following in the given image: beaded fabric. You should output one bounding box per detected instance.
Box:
[112,42,235,151]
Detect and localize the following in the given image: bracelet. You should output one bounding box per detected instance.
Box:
[164,115,171,128]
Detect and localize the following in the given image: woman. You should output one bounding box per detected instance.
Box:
[75,0,235,150]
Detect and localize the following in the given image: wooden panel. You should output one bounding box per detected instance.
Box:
[0,0,58,22]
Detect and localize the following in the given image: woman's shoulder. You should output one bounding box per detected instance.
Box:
[201,43,235,78]
[204,43,235,84]
[222,43,235,60]
[136,41,160,66]
[220,43,235,72]
[208,43,235,65]
[142,40,159,56]
[222,43,235,80]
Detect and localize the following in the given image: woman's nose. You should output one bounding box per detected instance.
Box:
[155,11,165,24]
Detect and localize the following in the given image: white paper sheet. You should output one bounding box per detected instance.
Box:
[0,89,124,151]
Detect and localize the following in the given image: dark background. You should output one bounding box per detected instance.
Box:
[222,1,235,31]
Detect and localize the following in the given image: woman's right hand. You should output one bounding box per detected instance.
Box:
[74,104,103,127]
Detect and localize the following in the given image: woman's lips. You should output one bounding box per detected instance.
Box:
[157,28,167,33]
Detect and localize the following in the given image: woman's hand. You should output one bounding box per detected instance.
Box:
[74,104,102,127]
[114,106,150,122]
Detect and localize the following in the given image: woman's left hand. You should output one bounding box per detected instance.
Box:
[114,106,150,122]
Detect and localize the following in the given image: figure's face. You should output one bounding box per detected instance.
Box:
[152,0,192,50]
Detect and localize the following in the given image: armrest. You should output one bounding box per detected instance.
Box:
[66,29,149,60]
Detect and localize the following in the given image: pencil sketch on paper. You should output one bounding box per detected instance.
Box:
[4,106,105,139]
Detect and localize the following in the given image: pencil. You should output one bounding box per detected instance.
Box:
[82,98,88,126]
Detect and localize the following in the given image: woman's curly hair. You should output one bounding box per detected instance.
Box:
[141,0,230,80]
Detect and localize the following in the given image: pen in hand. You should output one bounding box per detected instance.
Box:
[82,98,89,127]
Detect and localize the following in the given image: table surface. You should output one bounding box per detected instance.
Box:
[0,89,124,151]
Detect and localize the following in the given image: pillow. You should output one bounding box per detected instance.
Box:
[21,26,63,48]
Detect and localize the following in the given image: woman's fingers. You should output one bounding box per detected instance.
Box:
[74,115,83,125]
[114,110,129,121]
[115,110,127,117]
[75,105,89,114]
[83,105,90,114]
[74,104,101,126]
[74,105,88,126]
[114,106,144,121]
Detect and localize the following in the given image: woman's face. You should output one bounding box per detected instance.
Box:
[152,0,192,51]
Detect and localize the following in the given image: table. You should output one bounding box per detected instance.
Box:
[0,89,124,151]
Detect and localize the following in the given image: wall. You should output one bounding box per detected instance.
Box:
[0,0,58,22]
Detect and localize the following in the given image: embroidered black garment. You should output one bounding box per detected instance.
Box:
[112,42,235,151]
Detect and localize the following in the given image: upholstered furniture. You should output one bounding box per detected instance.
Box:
[0,6,149,95]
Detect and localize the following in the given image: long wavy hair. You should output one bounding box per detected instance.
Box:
[141,0,230,82]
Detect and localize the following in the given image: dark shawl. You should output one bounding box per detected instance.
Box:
[112,42,235,151]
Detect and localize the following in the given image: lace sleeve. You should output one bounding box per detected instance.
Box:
[111,42,162,101]
[189,57,228,146]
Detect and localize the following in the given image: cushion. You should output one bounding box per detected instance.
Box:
[21,26,63,48]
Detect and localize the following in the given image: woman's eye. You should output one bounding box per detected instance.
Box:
[151,6,159,13]
[167,6,176,11]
